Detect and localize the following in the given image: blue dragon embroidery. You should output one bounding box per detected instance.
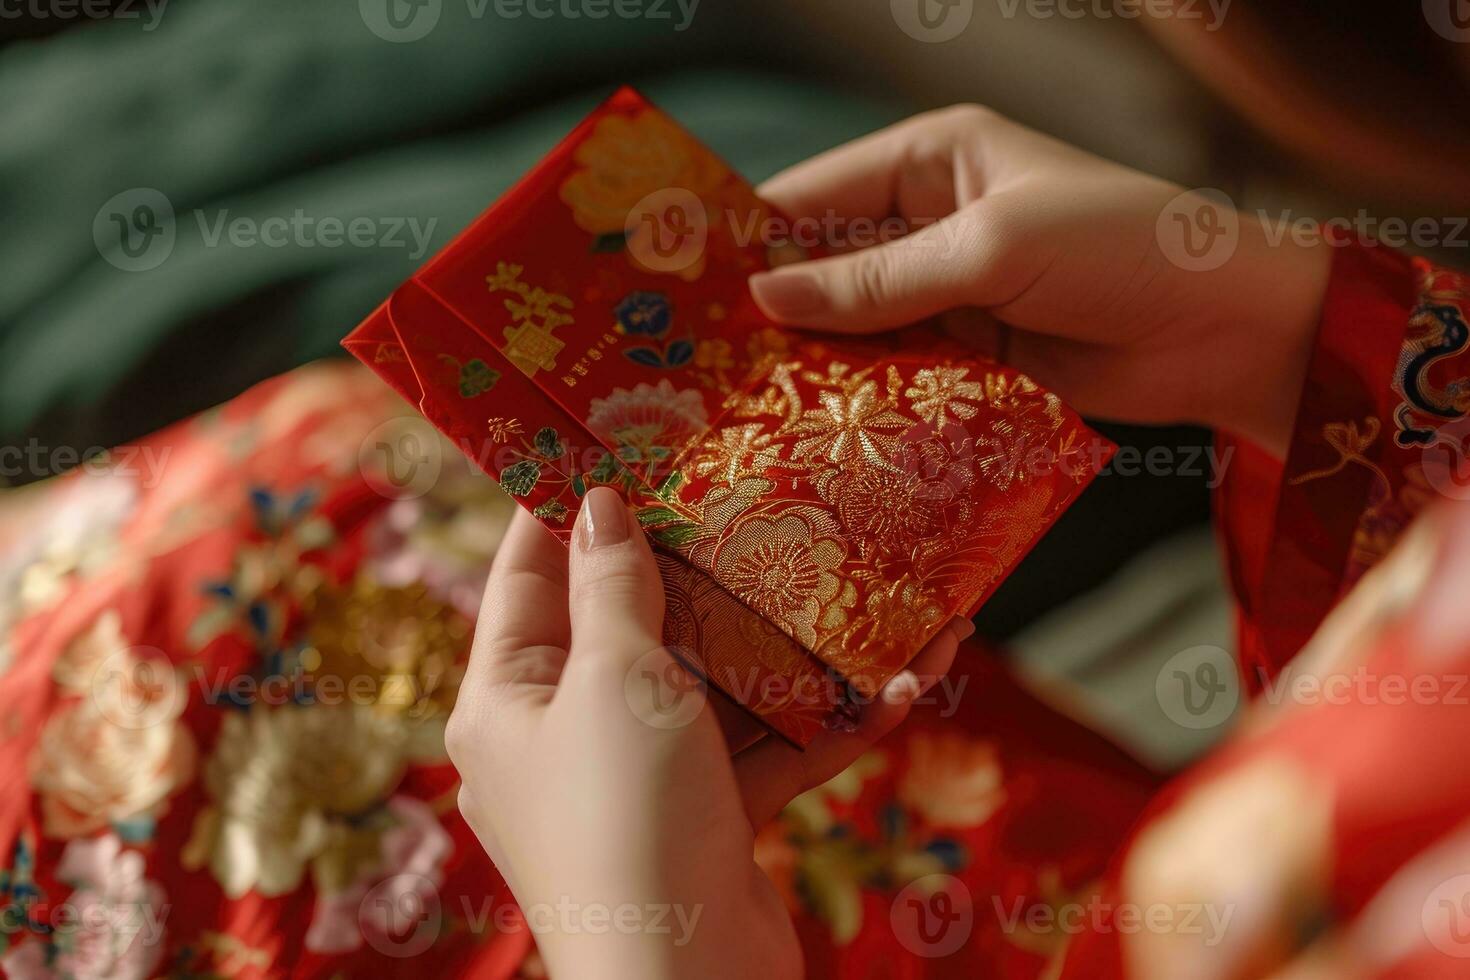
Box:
[1393,300,1470,446]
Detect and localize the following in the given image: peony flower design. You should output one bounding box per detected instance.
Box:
[303,796,453,954]
[714,511,848,649]
[826,465,951,558]
[559,110,730,236]
[33,615,195,840]
[854,574,947,659]
[897,732,1006,829]
[181,703,437,899]
[586,380,708,465]
[558,109,732,280]
[3,834,168,980]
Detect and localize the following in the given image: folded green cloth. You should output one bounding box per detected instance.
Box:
[0,0,904,449]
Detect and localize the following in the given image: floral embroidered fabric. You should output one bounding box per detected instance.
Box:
[345,87,1111,745]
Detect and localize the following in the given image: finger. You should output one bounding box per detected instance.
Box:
[757,105,985,224]
[733,616,970,829]
[748,202,1020,333]
[562,487,665,678]
[466,507,572,694]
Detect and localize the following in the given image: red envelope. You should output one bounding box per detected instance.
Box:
[344,86,1113,746]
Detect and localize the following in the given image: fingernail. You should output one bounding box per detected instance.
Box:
[579,487,629,550]
[882,669,922,706]
[750,270,825,319]
[951,617,976,641]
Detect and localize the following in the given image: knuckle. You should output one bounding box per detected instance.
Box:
[443,708,476,770]
[942,102,1001,130]
[456,785,475,821]
[851,248,902,312]
[573,561,658,609]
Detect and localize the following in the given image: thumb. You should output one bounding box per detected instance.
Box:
[564,487,666,673]
[748,203,1011,333]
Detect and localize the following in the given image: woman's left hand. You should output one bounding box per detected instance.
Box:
[446,487,968,979]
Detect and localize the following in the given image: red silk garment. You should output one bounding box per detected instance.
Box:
[1059,242,1470,978]
[0,362,1156,979]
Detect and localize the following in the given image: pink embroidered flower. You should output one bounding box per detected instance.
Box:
[304,796,453,954]
[2,834,167,980]
[897,732,1006,829]
[366,467,514,617]
[586,380,708,465]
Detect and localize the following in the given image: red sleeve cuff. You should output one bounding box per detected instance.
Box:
[1217,239,1467,689]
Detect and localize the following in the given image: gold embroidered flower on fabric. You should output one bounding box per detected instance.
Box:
[788,379,911,467]
[182,703,439,899]
[714,510,849,650]
[905,366,984,429]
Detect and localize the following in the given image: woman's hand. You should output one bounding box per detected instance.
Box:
[446,488,967,979]
[749,105,1334,459]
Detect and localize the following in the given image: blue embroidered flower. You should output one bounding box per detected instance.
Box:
[614,292,672,338]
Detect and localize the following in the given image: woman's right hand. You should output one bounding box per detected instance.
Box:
[749,105,1333,459]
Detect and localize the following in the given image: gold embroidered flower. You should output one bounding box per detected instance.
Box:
[975,417,1039,491]
[690,423,775,486]
[694,338,734,372]
[789,380,911,467]
[560,110,730,236]
[905,366,983,429]
[714,511,848,649]
[852,574,946,663]
[303,577,469,719]
[983,372,1042,412]
[559,110,732,280]
[897,732,1006,829]
[34,616,195,839]
[826,465,950,558]
[182,703,437,899]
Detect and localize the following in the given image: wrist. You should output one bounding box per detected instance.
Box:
[532,868,801,980]
[1203,218,1332,459]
